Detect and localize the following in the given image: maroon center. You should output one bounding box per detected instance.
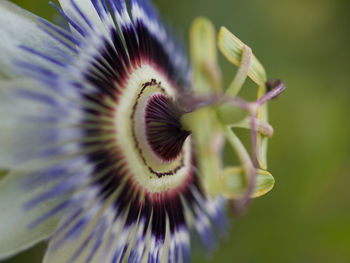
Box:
[145,94,190,162]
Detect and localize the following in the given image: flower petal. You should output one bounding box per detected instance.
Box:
[0,0,73,79]
[57,0,110,39]
[0,78,49,169]
[0,171,61,260]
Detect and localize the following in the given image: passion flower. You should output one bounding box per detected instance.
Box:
[0,0,284,262]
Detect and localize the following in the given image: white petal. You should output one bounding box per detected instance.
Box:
[42,188,113,263]
[58,0,109,38]
[0,0,72,79]
[0,78,48,169]
[0,171,61,260]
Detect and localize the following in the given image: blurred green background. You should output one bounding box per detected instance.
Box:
[5,0,350,262]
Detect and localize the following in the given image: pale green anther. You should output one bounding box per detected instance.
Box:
[219,167,274,199]
[218,27,267,86]
[190,17,222,95]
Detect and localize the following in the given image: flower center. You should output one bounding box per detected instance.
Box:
[113,65,193,193]
[145,94,190,162]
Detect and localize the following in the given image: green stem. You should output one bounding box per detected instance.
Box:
[229,117,274,138]
[226,45,252,97]
[223,126,254,181]
[257,85,269,169]
[223,125,257,213]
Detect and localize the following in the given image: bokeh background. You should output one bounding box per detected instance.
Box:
[5,0,350,262]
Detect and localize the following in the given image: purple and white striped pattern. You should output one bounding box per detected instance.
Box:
[5,0,227,262]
